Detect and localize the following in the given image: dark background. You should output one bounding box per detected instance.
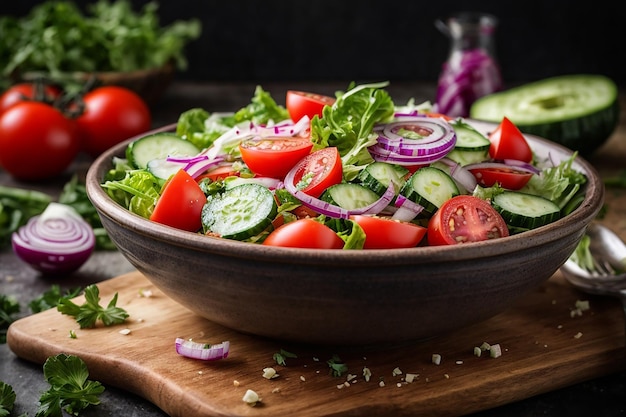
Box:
[2,1,625,86]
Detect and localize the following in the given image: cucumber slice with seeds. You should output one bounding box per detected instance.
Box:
[470,74,619,155]
[321,183,381,210]
[201,183,277,240]
[399,166,459,215]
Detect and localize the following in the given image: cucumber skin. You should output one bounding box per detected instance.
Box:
[515,100,619,156]
[469,74,619,156]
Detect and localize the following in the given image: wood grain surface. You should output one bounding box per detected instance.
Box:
[7,269,626,417]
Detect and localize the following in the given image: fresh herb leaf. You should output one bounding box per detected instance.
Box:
[310,81,395,181]
[29,285,83,314]
[0,294,21,344]
[57,285,129,328]
[272,349,298,366]
[0,0,201,85]
[326,354,348,377]
[0,381,17,417]
[36,353,104,417]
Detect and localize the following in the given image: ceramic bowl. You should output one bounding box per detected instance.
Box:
[85,121,604,346]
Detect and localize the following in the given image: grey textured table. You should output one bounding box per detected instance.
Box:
[1,80,625,416]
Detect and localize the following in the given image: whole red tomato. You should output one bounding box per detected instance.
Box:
[76,86,151,158]
[0,101,80,181]
[0,83,62,116]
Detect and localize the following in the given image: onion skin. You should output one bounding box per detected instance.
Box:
[11,203,95,275]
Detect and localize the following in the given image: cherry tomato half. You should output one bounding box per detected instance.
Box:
[488,116,533,163]
[76,86,151,158]
[468,166,533,190]
[239,136,314,179]
[0,83,62,115]
[0,101,79,181]
[286,90,335,122]
[286,147,343,198]
[350,215,427,249]
[427,195,509,245]
[263,218,344,249]
[150,169,207,232]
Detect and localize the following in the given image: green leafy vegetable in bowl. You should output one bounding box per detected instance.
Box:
[0,0,201,89]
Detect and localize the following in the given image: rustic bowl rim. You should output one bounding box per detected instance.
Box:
[86,121,604,266]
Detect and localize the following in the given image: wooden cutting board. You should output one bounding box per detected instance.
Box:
[7,270,626,417]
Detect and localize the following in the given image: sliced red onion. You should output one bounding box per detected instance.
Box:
[376,117,456,157]
[175,338,230,361]
[434,49,502,117]
[436,157,478,192]
[464,160,540,175]
[204,117,310,160]
[391,195,424,221]
[283,167,395,219]
[11,203,95,274]
[368,143,451,165]
[493,159,542,175]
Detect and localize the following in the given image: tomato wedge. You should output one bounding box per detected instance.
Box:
[350,215,427,249]
[150,169,207,232]
[286,90,335,122]
[488,116,533,162]
[285,147,343,198]
[468,166,533,190]
[239,136,313,179]
[427,195,509,245]
[263,218,344,249]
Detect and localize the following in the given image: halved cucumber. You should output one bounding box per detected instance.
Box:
[126,132,200,169]
[491,191,560,230]
[469,74,619,155]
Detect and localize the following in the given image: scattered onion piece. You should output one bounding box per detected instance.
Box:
[175,338,230,361]
[11,202,95,275]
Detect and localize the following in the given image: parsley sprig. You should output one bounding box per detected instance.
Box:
[0,381,18,417]
[0,294,20,344]
[36,354,104,417]
[57,285,129,328]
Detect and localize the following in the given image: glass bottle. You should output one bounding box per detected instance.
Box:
[434,12,503,118]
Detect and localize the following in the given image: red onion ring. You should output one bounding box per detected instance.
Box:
[283,166,396,219]
[11,203,95,274]
[175,338,230,361]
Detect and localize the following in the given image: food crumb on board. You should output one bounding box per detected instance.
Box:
[574,332,583,339]
[242,389,260,406]
[363,366,372,382]
[233,380,240,387]
[262,367,279,379]
[405,373,418,383]
[392,367,402,376]
[119,328,131,335]
[432,354,442,365]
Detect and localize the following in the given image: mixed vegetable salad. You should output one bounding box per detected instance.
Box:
[100,81,588,250]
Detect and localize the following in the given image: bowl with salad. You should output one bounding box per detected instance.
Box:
[86,82,604,346]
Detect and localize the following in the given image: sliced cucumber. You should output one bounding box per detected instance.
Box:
[201,183,277,240]
[470,74,619,155]
[357,162,409,196]
[450,119,491,151]
[491,191,560,230]
[399,167,459,215]
[126,133,200,169]
[321,183,381,210]
[146,159,183,182]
